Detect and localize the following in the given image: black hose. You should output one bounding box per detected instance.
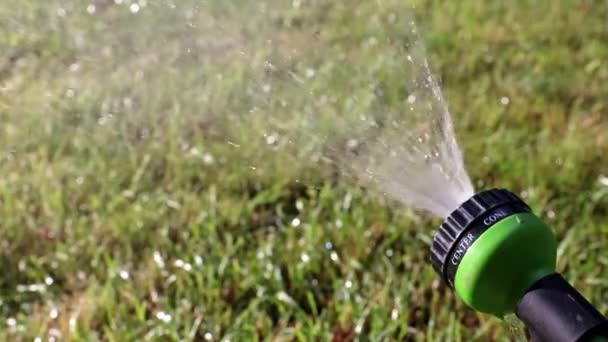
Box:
[516,273,608,342]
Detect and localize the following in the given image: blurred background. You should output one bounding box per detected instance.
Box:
[1,0,607,340]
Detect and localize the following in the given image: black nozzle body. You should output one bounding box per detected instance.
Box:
[516,273,608,342]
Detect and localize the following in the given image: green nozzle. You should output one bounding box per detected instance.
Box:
[430,189,608,341]
[453,212,555,316]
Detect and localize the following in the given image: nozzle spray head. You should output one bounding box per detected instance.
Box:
[430,189,608,341]
[430,188,533,291]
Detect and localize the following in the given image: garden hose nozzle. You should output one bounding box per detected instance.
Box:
[430,189,608,342]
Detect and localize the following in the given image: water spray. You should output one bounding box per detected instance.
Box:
[431,189,608,341]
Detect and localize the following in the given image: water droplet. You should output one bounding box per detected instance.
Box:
[265,133,278,145]
[69,316,77,331]
[194,255,203,267]
[166,199,181,210]
[174,259,192,272]
[21,283,47,293]
[330,251,339,262]
[391,309,399,320]
[346,139,359,149]
[277,291,294,304]
[121,190,135,199]
[301,253,310,263]
[202,153,214,165]
[295,200,304,211]
[129,3,140,13]
[264,60,276,71]
[152,251,165,268]
[98,115,109,126]
[50,308,59,319]
[190,147,200,156]
[155,311,172,323]
[6,317,16,327]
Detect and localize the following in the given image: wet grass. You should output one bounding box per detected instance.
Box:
[1,0,608,341]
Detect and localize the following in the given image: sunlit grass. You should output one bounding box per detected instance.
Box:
[1,0,607,340]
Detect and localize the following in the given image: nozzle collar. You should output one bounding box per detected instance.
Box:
[430,188,530,288]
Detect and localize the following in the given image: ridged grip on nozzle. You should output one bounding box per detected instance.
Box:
[430,188,530,287]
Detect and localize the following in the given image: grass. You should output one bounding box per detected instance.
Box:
[1,0,608,340]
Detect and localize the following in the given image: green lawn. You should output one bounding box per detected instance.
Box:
[1,0,608,341]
